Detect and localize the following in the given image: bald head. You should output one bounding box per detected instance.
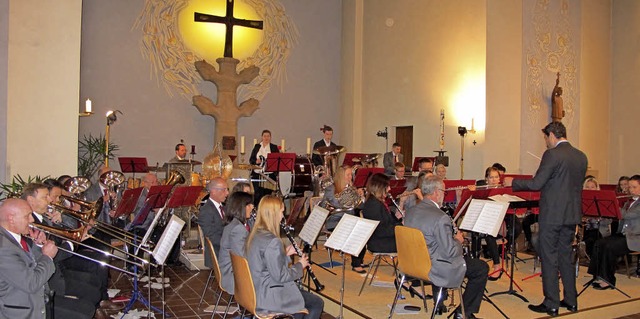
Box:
[0,198,34,234]
[142,173,159,190]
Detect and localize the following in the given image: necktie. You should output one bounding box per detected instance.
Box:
[20,237,30,252]
[394,155,398,163]
[219,205,225,219]
[245,223,250,232]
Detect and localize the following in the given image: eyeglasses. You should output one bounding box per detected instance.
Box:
[211,187,229,191]
[437,188,446,193]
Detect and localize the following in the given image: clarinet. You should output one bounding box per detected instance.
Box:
[280,218,325,292]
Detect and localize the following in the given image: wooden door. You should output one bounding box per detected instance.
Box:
[395,126,413,169]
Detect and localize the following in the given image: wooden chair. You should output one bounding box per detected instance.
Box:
[198,225,215,307]
[201,237,235,319]
[230,252,307,318]
[623,251,640,278]
[388,226,465,319]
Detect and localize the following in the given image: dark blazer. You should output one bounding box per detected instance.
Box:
[512,141,587,225]
[247,230,304,314]
[218,219,248,294]
[621,199,640,252]
[312,140,336,167]
[362,197,401,253]
[0,227,55,319]
[383,152,404,175]
[249,143,280,167]
[198,200,225,268]
[405,200,466,288]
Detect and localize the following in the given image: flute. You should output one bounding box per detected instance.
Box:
[280,218,325,292]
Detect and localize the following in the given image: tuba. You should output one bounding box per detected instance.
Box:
[165,170,186,186]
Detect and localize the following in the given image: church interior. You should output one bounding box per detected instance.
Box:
[1,0,640,318]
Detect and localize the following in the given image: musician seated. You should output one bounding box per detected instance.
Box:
[399,171,429,212]
[321,166,367,272]
[582,176,612,257]
[312,125,336,167]
[246,195,324,319]
[362,173,402,254]
[435,164,447,179]
[588,174,640,289]
[617,175,630,195]
[198,178,229,269]
[218,192,253,294]
[383,142,403,175]
[405,176,488,319]
[0,198,58,319]
[232,182,252,194]
[392,162,406,180]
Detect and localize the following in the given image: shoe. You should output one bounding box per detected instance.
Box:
[93,308,109,319]
[453,310,477,319]
[528,303,558,316]
[359,263,370,268]
[560,300,578,312]
[593,283,614,290]
[351,266,366,274]
[488,270,503,281]
[434,304,448,315]
[100,299,124,311]
[408,286,426,300]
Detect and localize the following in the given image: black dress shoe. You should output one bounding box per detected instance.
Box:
[528,303,558,316]
[593,283,614,290]
[453,309,477,319]
[351,266,366,274]
[560,300,577,312]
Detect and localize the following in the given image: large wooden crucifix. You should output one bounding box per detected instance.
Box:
[194,0,264,58]
[192,0,264,157]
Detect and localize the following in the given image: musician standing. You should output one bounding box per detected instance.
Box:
[170,143,188,162]
[383,143,403,175]
[0,198,57,319]
[312,125,336,167]
[249,130,279,205]
[405,176,488,319]
[504,121,587,315]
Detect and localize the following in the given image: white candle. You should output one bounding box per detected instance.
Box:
[306,137,311,154]
[253,138,258,146]
[240,136,245,153]
[85,99,92,113]
[281,139,286,151]
[471,118,475,130]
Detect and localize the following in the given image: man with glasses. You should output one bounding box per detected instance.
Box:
[405,176,488,319]
[418,157,434,173]
[392,162,406,180]
[383,142,404,175]
[198,177,229,268]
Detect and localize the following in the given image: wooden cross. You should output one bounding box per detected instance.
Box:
[194,0,264,58]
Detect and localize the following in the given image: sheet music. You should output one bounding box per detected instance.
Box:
[137,207,165,255]
[489,194,525,203]
[152,215,185,265]
[472,201,509,237]
[298,206,329,245]
[324,214,379,257]
[459,200,485,231]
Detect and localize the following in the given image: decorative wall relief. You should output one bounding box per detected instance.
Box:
[133,0,298,101]
[523,0,580,128]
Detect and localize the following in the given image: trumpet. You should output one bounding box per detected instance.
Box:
[28,224,144,276]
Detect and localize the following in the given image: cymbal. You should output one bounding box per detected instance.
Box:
[313,145,345,156]
[236,163,262,170]
[165,160,202,166]
[363,153,381,163]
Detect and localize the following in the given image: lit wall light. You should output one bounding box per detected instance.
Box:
[178,0,264,62]
[450,71,485,133]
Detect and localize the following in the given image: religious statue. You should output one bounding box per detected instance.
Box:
[551,72,565,122]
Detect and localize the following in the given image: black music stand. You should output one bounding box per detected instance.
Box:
[127,185,173,231]
[577,189,629,298]
[353,168,384,189]
[118,157,149,180]
[265,152,296,196]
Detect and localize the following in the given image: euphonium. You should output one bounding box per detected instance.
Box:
[63,176,91,195]
[165,170,186,186]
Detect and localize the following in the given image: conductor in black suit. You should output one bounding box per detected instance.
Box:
[504,122,587,316]
[312,125,336,167]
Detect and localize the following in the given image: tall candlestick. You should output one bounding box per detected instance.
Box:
[240,136,245,153]
[306,137,311,154]
[253,138,257,146]
[281,139,286,151]
[85,99,92,113]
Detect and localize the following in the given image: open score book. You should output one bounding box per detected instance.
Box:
[323,214,379,256]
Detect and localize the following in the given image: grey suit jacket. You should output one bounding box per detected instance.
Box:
[512,142,587,225]
[0,227,55,319]
[383,152,404,175]
[405,200,466,288]
[198,200,224,268]
[218,219,249,294]
[247,230,304,314]
[621,199,640,252]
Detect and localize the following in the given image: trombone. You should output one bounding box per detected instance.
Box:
[28,224,145,277]
[50,204,156,263]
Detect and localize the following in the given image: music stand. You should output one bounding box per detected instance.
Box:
[342,153,367,167]
[128,185,173,232]
[265,153,296,196]
[113,187,143,220]
[577,189,629,298]
[410,156,436,172]
[353,168,384,188]
[118,157,149,180]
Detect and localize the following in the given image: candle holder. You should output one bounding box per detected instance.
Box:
[240,152,246,164]
[79,111,93,117]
